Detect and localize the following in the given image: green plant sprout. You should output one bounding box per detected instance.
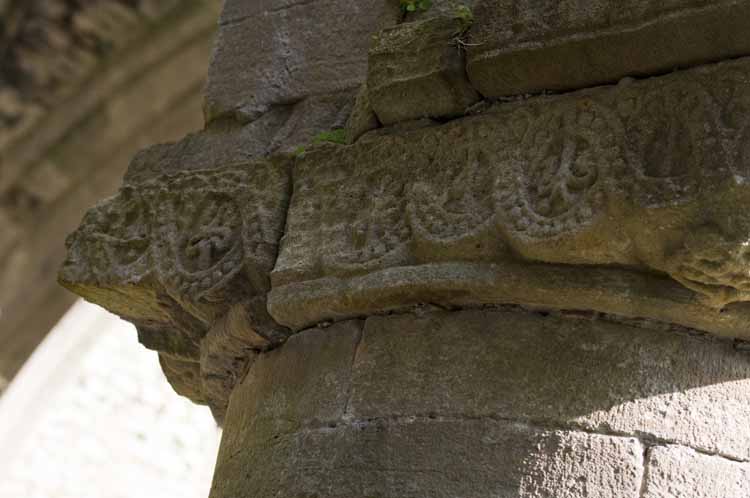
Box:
[294,129,348,158]
[312,129,347,145]
[400,0,432,13]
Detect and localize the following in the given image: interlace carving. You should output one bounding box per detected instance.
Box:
[496,101,623,238]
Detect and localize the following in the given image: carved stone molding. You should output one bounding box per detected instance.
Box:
[271,57,750,333]
[60,160,291,420]
[60,56,750,417]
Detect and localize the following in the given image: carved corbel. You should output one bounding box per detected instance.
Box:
[60,158,292,420]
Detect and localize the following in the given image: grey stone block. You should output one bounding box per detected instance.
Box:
[466,0,750,98]
[368,15,480,124]
[211,312,643,498]
[643,446,750,497]
[217,320,363,459]
[349,309,750,461]
[269,57,750,338]
[345,83,380,143]
[204,0,400,123]
[214,415,642,498]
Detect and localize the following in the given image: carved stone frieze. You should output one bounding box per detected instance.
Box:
[60,55,750,416]
[60,159,292,414]
[62,162,289,319]
[269,57,750,334]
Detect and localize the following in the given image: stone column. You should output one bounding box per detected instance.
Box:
[59,1,750,496]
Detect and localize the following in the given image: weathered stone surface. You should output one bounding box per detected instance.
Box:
[269,57,750,337]
[125,112,294,183]
[368,14,479,124]
[345,83,380,144]
[212,312,649,498]
[200,320,257,422]
[218,320,362,456]
[49,0,750,494]
[349,309,750,461]
[643,446,750,497]
[213,419,643,498]
[403,0,478,22]
[204,0,400,123]
[159,354,206,405]
[61,161,290,324]
[59,159,292,412]
[127,91,354,182]
[267,92,356,154]
[466,0,750,98]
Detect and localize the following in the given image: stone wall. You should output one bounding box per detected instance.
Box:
[212,309,750,497]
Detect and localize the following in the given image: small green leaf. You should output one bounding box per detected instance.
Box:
[419,0,432,10]
[312,128,348,145]
[406,3,416,11]
[456,5,473,24]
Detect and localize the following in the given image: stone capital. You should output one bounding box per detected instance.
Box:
[58,0,750,494]
[61,54,750,419]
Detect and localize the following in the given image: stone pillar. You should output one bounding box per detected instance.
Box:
[212,310,750,497]
[59,0,750,496]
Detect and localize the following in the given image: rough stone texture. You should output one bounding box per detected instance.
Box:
[270,56,750,335]
[203,0,400,123]
[213,419,643,498]
[218,321,362,447]
[54,0,750,493]
[643,446,750,497]
[466,0,750,98]
[60,161,291,328]
[403,0,479,22]
[210,308,750,497]
[351,309,750,461]
[267,92,356,154]
[344,83,379,144]
[126,90,355,182]
[211,313,651,498]
[59,158,293,416]
[367,14,479,124]
[0,0,221,388]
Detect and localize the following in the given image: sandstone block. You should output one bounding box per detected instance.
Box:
[267,92,356,154]
[269,57,750,337]
[348,309,750,461]
[368,14,479,124]
[213,315,646,498]
[204,0,400,123]
[212,420,643,498]
[345,83,380,144]
[218,321,363,458]
[124,112,293,183]
[59,158,292,412]
[466,0,750,98]
[158,354,206,405]
[643,446,750,497]
[61,161,290,326]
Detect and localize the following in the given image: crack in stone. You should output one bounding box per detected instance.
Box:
[295,302,744,353]
[273,413,750,465]
[341,323,365,421]
[638,445,652,498]
[219,0,321,28]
